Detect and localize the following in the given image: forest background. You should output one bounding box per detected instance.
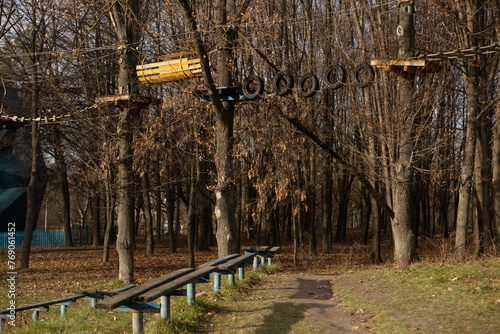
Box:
[0,0,499,282]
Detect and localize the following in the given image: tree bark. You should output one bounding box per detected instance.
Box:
[187,151,197,268]
[19,1,43,269]
[116,110,135,282]
[91,193,100,247]
[141,172,154,257]
[455,0,482,260]
[155,158,162,245]
[109,0,140,282]
[103,175,114,263]
[20,121,40,269]
[321,160,332,253]
[391,1,417,267]
[166,181,176,253]
[492,0,500,243]
[54,127,73,247]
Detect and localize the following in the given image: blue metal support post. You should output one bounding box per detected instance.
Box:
[132,312,143,334]
[160,296,170,320]
[60,304,67,317]
[214,273,221,292]
[187,283,195,305]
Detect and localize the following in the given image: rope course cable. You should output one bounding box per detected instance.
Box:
[416,44,500,60]
[0,103,98,128]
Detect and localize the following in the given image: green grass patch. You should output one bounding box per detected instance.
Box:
[330,257,500,333]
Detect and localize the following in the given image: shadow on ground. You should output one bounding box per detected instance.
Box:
[254,301,306,334]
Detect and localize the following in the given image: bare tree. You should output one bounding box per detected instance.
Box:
[109,0,141,282]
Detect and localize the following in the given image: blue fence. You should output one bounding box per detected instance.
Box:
[0,229,66,249]
[71,224,117,246]
[0,225,116,249]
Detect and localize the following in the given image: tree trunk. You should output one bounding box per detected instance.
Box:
[307,149,318,256]
[197,150,212,251]
[20,121,40,269]
[141,172,154,257]
[391,1,417,267]
[20,9,43,268]
[103,176,114,263]
[166,181,176,253]
[176,0,251,257]
[322,157,332,253]
[491,0,500,246]
[361,187,371,245]
[213,0,239,256]
[155,159,162,245]
[110,0,140,282]
[116,110,135,282]
[54,127,73,247]
[91,193,100,247]
[455,0,482,260]
[187,154,197,268]
[370,196,383,264]
[335,170,354,242]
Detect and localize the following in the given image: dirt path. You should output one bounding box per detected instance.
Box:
[292,274,371,333]
[205,273,371,333]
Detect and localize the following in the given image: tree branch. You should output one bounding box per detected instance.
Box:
[271,104,395,219]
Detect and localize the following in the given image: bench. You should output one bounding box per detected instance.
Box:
[0,284,135,331]
[242,246,281,269]
[213,253,256,291]
[1,253,261,334]
[196,253,240,269]
[96,254,245,333]
[95,268,193,310]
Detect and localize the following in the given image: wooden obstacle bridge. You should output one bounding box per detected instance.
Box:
[136,51,202,85]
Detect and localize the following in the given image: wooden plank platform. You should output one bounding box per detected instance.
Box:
[95,268,193,309]
[269,246,281,254]
[137,266,216,302]
[0,285,135,315]
[370,59,442,76]
[196,254,240,269]
[217,253,255,272]
[0,295,84,315]
[95,95,162,110]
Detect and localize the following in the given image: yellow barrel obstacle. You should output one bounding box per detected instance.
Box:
[136,51,202,85]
